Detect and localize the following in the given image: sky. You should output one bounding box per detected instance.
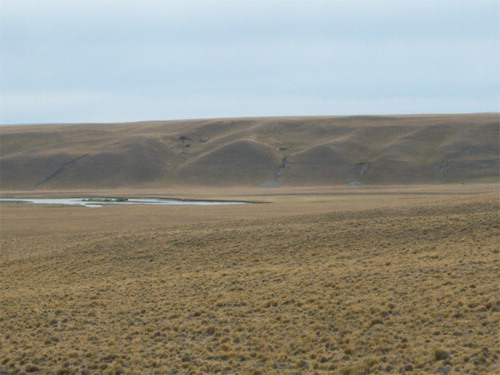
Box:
[0,0,499,124]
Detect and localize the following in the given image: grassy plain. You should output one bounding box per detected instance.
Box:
[0,185,499,374]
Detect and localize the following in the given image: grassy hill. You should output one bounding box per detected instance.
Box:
[1,114,498,189]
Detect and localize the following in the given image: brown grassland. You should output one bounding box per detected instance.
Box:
[1,114,498,189]
[0,184,499,374]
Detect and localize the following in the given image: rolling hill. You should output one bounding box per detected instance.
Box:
[0,114,498,189]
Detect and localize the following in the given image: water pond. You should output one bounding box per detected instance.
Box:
[0,198,249,208]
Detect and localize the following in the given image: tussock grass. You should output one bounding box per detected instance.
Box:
[0,190,498,374]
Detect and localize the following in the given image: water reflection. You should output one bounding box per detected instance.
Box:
[0,198,248,208]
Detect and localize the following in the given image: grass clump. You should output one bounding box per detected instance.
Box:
[434,348,451,361]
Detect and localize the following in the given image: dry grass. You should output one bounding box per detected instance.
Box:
[0,186,499,374]
[1,114,498,189]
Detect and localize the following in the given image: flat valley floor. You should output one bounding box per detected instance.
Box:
[1,184,499,374]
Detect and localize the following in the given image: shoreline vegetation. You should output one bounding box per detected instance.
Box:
[82,197,128,202]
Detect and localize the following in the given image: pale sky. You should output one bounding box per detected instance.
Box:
[0,0,499,124]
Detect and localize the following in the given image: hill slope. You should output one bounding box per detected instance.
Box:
[1,114,498,189]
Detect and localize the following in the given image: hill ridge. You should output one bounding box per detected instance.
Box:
[1,114,498,189]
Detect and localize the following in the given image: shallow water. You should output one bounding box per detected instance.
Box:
[0,198,248,208]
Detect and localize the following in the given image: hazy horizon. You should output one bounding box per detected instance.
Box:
[1,111,500,127]
[1,0,499,125]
